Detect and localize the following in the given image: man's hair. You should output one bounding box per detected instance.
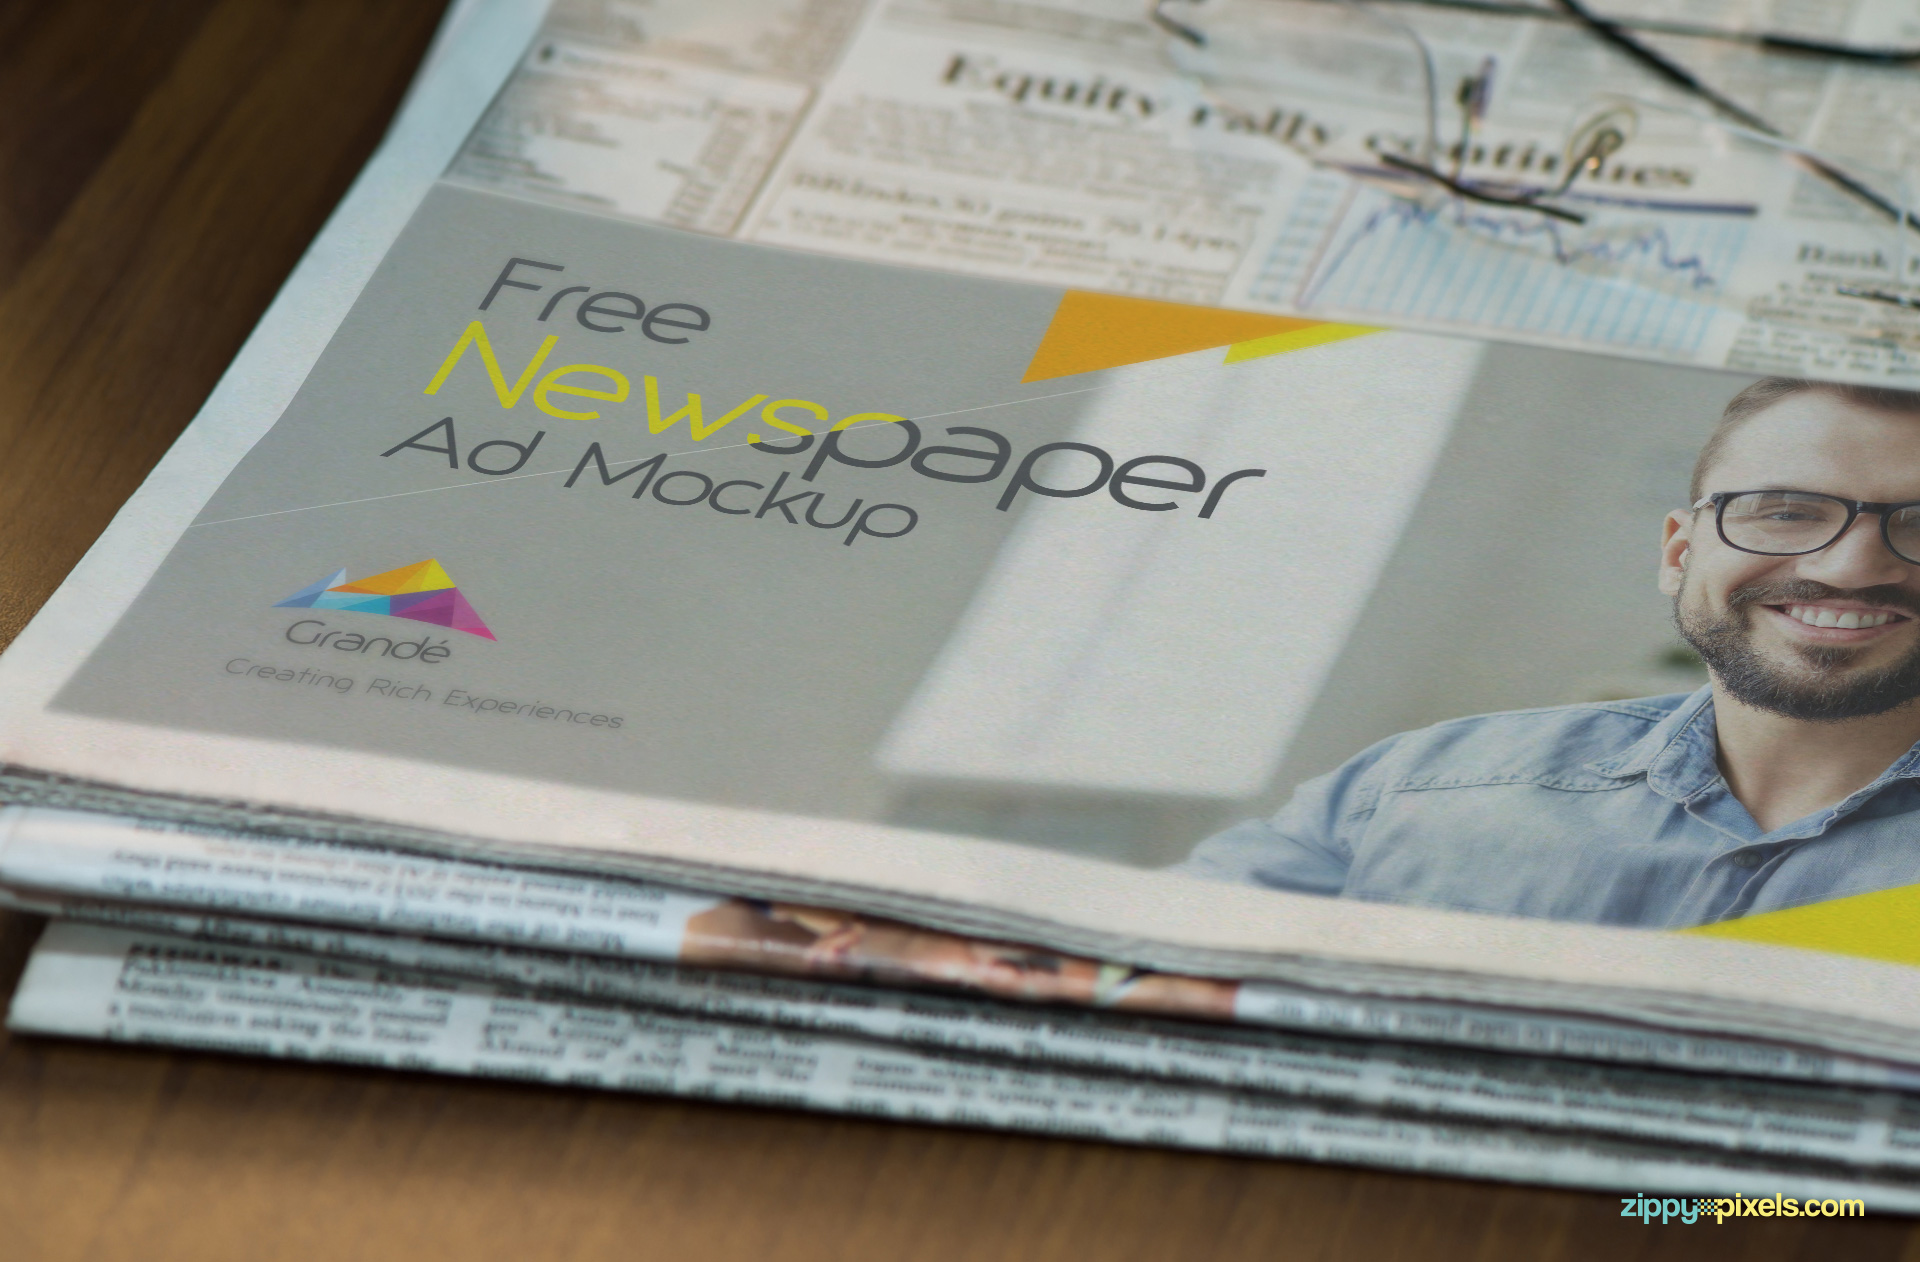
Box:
[1690,378,1920,502]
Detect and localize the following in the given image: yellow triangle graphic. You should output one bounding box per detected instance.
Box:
[1683,882,1920,968]
[1020,291,1332,383]
[1225,322,1382,363]
[336,558,456,596]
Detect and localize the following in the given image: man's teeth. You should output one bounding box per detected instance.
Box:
[1787,605,1897,629]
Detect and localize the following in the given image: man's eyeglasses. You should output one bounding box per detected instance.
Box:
[1696,491,1920,566]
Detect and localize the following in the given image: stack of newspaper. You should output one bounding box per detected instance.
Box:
[7,0,1920,1209]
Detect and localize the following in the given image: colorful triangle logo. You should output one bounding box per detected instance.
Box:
[274,559,495,640]
[1019,291,1379,383]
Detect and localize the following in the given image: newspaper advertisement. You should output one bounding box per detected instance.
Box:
[11,165,1920,1052]
[448,0,1920,384]
[11,920,1919,1209]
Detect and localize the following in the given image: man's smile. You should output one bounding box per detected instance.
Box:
[1759,600,1915,646]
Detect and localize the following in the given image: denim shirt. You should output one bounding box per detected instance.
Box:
[1178,687,1920,929]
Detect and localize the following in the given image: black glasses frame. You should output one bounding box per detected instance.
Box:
[1697,489,1920,565]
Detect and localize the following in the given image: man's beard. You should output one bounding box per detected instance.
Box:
[1675,578,1920,722]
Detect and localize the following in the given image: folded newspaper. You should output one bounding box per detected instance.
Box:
[7,0,1920,1208]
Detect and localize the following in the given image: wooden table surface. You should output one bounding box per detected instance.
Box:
[0,2,1915,1258]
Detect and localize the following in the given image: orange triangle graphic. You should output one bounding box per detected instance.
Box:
[1020,291,1327,383]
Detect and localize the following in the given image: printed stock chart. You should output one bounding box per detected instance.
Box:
[1252,175,1754,357]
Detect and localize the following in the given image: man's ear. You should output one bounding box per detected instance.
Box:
[1659,509,1693,596]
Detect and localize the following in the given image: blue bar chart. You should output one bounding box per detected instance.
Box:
[1253,180,1754,357]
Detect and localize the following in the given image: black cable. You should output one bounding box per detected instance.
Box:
[1379,153,1588,221]
[1758,32,1920,64]
[1150,0,1207,46]
[1351,0,1920,61]
[1554,0,1920,235]
[1836,285,1920,310]
[1553,0,1771,132]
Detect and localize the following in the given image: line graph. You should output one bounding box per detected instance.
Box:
[1255,181,1754,356]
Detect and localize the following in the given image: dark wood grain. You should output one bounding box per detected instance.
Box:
[0,3,1916,1258]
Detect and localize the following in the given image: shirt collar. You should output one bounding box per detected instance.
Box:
[1585,686,1721,801]
[1586,684,1920,807]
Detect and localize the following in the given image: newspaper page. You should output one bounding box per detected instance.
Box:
[42,901,1920,1173]
[5,805,1913,1090]
[448,0,1920,384]
[12,921,1920,1210]
[10,179,1920,1057]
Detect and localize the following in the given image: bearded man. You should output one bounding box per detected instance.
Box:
[1178,378,1920,928]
